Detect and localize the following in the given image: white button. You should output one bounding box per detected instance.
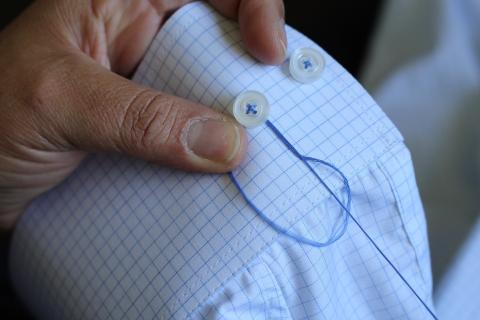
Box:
[231,91,270,128]
[289,47,325,83]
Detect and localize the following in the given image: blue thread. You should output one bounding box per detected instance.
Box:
[246,103,258,115]
[228,152,350,248]
[228,119,438,320]
[303,59,313,70]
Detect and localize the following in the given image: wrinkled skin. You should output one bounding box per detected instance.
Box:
[0,0,286,230]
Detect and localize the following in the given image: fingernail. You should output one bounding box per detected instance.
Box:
[278,19,287,58]
[187,119,241,163]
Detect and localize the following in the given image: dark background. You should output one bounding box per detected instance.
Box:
[0,1,383,318]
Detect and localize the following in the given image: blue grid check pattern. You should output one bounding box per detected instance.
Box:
[9,2,434,319]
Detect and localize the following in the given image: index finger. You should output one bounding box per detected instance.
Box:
[208,0,287,65]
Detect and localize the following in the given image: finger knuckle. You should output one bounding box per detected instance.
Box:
[27,57,71,114]
[243,0,284,16]
[120,91,184,152]
[29,71,59,113]
[242,0,262,14]
[89,0,109,18]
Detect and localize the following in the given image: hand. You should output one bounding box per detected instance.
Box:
[0,0,287,230]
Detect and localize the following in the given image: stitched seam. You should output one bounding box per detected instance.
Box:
[376,146,427,286]
[187,141,410,317]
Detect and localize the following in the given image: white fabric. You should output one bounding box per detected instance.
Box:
[362,0,480,318]
[9,2,434,319]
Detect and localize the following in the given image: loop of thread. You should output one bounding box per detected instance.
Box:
[228,119,438,320]
[228,154,350,247]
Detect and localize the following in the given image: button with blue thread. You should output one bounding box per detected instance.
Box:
[231,90,270,128]
[289,47,325,83]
